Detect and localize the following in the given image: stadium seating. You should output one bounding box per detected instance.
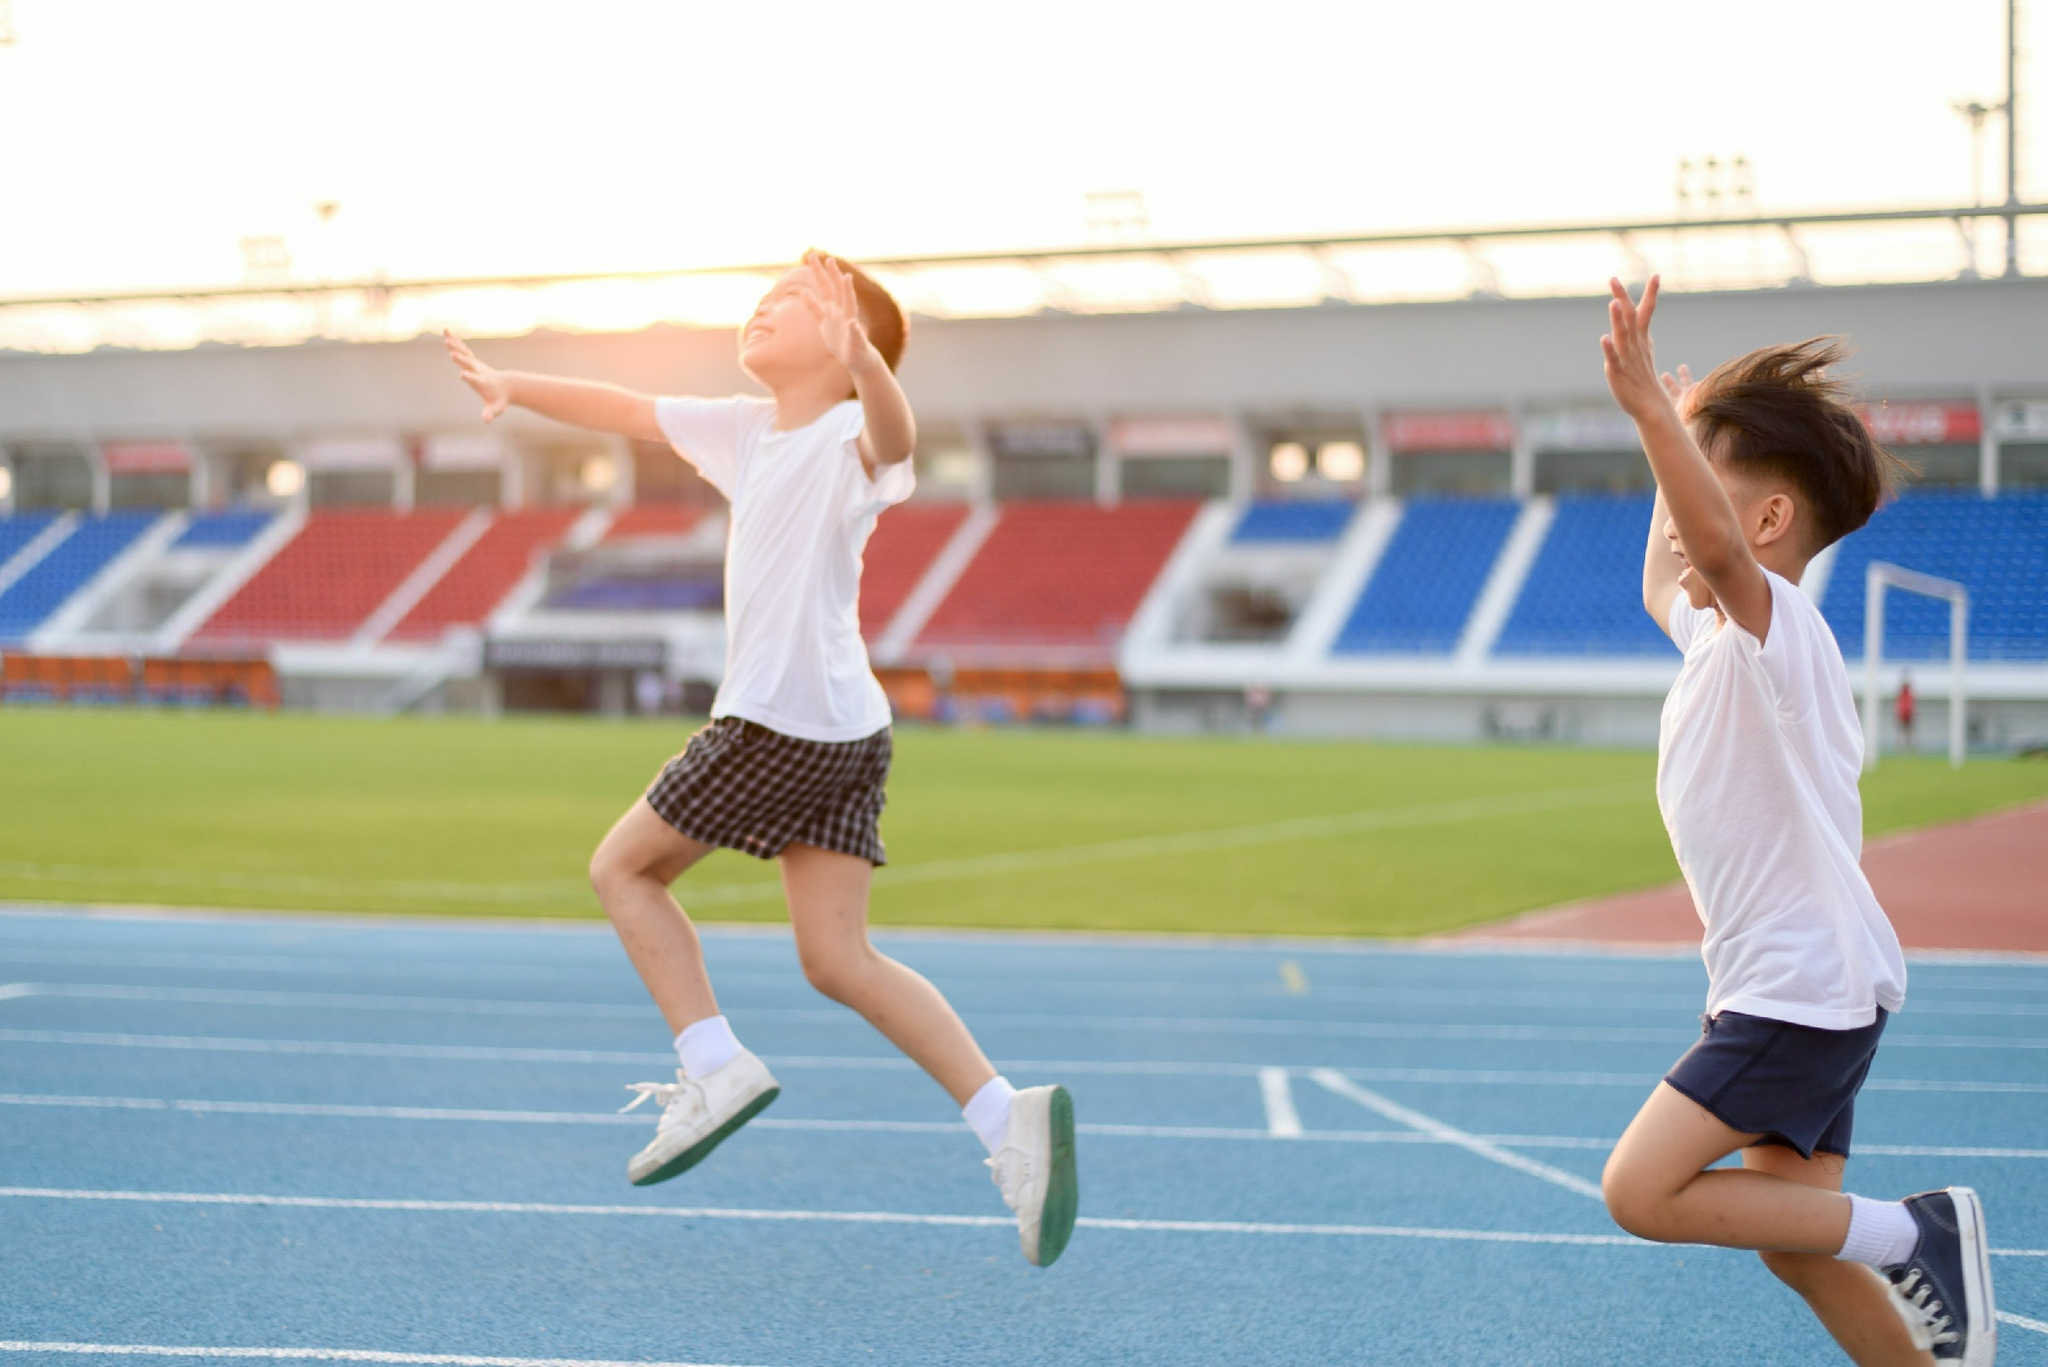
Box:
[1495,493,1675,657]
[173,508,273,549]
[194,508,468,644]
[602,504,707,541]
[0,512,61,568]
[386,508,579,642]
[917,500,1201,651]
[1231,499,1355,544]
[0,511,159,645]
[858,503,969,637]
[1822,490,2048,661]
[1333,498,1518,654]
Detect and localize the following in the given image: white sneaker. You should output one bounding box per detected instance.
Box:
[620,1047,779,1186]
[986,1083,1078,1267]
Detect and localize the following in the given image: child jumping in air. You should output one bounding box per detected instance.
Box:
[443,252,1078,1268]
[1597,277,1994,1366]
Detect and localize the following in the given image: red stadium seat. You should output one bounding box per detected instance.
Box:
[386,508,579,641]
[916,500,1199,653]
[193,508,467,644]
[602,504,708,542]
[858,503,969,638]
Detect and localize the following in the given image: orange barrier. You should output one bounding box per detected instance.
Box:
[876,665,1124,725]
[1,653,278,708]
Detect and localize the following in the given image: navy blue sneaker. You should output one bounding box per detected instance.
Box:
[1884,1187,1996,1365]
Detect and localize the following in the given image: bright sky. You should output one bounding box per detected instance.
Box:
[0,0,2034,297]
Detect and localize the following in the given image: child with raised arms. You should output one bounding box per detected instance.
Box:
[1597,277,1994,1365]
[443,252,1078,1268]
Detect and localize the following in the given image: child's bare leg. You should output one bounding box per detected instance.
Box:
[588,801,720,1032]
[779,841,997,1105]
[1745,1146,1934,1367]
[1602,1082,1857,1252]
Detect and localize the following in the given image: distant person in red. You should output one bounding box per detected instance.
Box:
[1897,673,1917,753]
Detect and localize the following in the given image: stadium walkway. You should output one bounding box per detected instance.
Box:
[1463,798,2048,954]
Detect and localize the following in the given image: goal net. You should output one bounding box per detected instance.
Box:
[1861,560,1969,771]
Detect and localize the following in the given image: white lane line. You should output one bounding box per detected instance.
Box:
[0,1028,670,1066]
[0,983,30,1002]
[8,1093,2048,1159]
[3,947,2042,1023]
[9,1185,2045,1258]
[14,991,2039,1050]
[1309,1068,1607,1201]
[0,1341,759,1366]
[8,1030,2047,1096]
[0,1185,1634,1247]
[1258,1067,1304,1138]
[1999,1310,2048,1334]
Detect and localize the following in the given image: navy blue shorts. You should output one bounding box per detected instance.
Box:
[1662,1008,1888,1159]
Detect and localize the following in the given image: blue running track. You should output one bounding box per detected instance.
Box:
[0,908,2043,1366]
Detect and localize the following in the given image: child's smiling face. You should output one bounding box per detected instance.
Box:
[738,264,835,385]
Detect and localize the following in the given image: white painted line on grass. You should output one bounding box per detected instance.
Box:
[0,782,1646,910]
[1258,1067,1303,1138]
[1999,1310,2048,1335]
[0,1341,760,1366]
[1310,1068,1607,1201]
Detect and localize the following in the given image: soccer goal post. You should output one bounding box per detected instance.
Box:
[1862,560,1969,772]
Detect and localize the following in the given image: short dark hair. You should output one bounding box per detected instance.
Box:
[1687,337,1910,550]
[821,254,908,373]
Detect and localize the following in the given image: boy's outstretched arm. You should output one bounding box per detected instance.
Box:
[801,251,914,475]
[1640,367,1696,636]
[442,331,664,441]
[1601,277,1772,641]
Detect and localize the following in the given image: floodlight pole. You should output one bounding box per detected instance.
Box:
[2008,0,2023,277]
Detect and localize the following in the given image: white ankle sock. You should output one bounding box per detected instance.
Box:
[1837,1193,1920,1268]
[675,1015,741,1078]
[962,1076,1016,1156]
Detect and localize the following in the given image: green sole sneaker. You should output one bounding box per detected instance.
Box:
[630,1085,779,1187]
[1035,1085,1079,1267]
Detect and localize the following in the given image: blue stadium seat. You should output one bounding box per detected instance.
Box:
[1495,493,1676,657]
[0,512,61,569]
[0,512,159,644]
[1231,499,1355,544]
[174,508,273,549]
[1332,497,1519,654]
[1822,491,2048,661]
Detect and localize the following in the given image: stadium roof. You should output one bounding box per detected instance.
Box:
[3,202,2047,356]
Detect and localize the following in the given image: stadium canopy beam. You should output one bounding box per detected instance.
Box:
[5,202,2048,312]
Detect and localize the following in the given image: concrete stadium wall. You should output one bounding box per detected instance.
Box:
[3,277,2047,441]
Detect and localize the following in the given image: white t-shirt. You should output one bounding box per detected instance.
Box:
[654,395,913,743]
[1658,570,1907,1029]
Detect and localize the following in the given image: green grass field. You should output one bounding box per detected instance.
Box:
[3,709,2044,937]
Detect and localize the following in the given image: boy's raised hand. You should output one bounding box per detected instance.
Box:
[799,250,882,376]
[443,330,513,422]
[1600,276,1675,423]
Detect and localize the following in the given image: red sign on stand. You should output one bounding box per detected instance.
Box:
[1856,402,1981,446]
[102,441,193,474]
[1383,412,1515,452]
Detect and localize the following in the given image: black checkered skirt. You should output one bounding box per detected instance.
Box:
[644,717,892,865]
